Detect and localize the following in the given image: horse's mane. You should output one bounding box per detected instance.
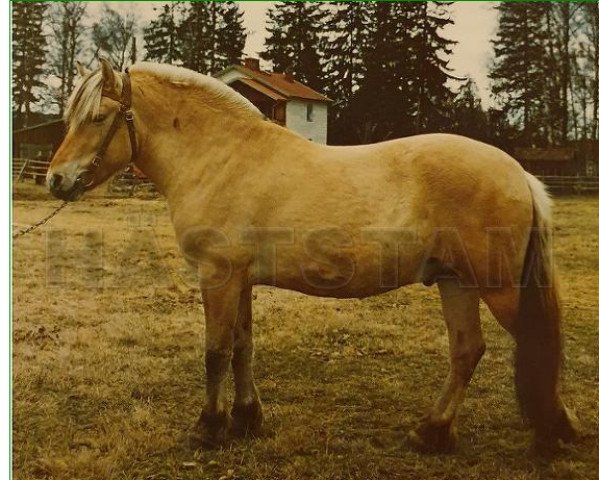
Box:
[65,62,262,128]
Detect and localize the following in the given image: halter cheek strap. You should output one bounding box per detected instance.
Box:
[79,70,138,187]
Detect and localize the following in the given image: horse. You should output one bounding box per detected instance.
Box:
[47,58,579,454]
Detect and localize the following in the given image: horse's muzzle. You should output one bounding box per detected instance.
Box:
[48,173,86,201]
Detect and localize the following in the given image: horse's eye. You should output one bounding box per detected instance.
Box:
[93,114,107,123]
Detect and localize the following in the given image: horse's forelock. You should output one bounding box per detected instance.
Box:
[64,71,103,128]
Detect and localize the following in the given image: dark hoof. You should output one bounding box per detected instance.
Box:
[533,407,580,456]
[408,420,457,454]
[554,406,580,444]
[189,410,231,449]
[231,401,264,438]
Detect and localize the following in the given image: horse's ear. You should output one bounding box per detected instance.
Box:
[76,61,91,77]
[99,56,116,89]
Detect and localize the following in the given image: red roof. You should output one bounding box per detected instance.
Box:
[216,65,331,103]
[236,78,286,101]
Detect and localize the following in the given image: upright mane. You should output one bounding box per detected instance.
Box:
[65,62,262,129]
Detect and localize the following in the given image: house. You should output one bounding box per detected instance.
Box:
[214,58,331,144]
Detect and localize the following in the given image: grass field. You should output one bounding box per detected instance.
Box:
[12,184,599,480]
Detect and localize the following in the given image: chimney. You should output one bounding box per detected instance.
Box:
[283,67,294,82]
[244,57,260,71]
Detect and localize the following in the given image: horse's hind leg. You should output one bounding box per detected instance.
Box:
[231,286,264,437]
[409,277,485,453]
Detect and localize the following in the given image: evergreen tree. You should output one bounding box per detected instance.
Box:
[322,2,372,144]
[490,2,551,145]
[179,2,208,72]
[144,2,181,64]
[452,78,489,141]
[216,2,246,70]
[12,1,48,127]
[353,1,413,141]
[411,2,456,133]
[350,1,455,142]
[178,1,246,75]
[262,2,327,91]
[323,2,371,103]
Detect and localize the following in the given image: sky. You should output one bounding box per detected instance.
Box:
[88,1,500,107]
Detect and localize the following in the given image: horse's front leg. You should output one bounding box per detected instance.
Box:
[231,286,264,437]
[192,274,245,448]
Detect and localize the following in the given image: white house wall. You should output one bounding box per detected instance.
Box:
[285,100,328,144]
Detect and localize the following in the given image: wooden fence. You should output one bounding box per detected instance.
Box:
[13,157,49,184]
[537,176,599,194]
[12,157,156,197]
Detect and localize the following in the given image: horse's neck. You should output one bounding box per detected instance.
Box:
[132,86,266,200]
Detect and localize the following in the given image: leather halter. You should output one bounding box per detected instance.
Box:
[78,70,138,188]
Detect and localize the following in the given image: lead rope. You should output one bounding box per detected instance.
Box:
[12,201,69,239]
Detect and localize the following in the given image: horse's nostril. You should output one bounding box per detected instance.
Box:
[49,174,63,190]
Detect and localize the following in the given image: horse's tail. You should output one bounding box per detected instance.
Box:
[515,173,562,441]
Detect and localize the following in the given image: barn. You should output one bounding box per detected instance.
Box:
[514,141,599,193]
[214,58,331,144]
[12,119,65,183]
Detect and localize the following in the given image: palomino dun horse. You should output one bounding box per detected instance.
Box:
[48,59,578,454]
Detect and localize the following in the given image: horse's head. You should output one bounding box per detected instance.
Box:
[48,57,137,201]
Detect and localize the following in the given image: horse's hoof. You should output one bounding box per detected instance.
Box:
[189,410,232,450]
[407,420,457,454]
[555,406,580,444]
[532,434,562,457]
[531,406,580,457]
[231,401,265,438]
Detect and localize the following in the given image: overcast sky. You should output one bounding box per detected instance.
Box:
[88,1,499,107]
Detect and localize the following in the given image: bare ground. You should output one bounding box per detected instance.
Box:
[12,184,599,480]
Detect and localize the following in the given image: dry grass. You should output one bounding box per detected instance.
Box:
[12,184,599,480]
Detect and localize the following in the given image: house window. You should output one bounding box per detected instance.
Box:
[306,103,314,122]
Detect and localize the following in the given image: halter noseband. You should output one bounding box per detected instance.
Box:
[78,70,138,188]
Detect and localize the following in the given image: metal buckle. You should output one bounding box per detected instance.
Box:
[91,155,101,167]
[124,110,134,121]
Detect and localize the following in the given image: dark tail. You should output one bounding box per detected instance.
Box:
[515,175,562,442]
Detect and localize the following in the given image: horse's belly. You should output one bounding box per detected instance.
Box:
[249,244,425,299]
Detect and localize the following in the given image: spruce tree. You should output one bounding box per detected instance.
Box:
[356,1,417,141]
[178,1,246,75]
[452,78,489,141]
[327,1,455,143]
[490,2,551,145]
[410,1,456,133]
[262,2,327,91]
[215,2,246,71]
[323,2,373,144]
[144,2,181,64]
[179,2,208,72]
[323,2,371,102]
[12,1,48,127]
